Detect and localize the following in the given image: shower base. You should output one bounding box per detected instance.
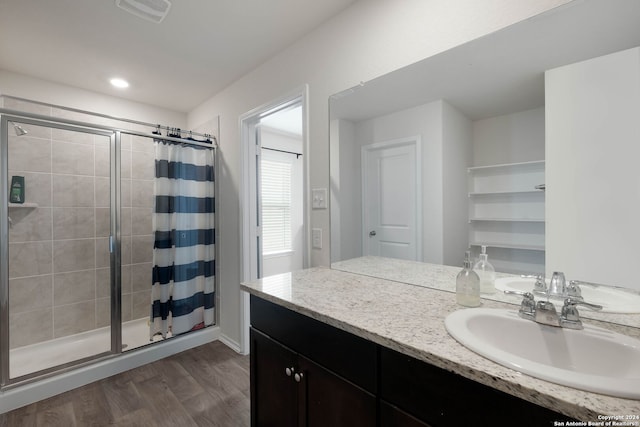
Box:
[9,317,170,379]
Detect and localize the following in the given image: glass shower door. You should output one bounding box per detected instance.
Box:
[120,132,156,351]
[1,114,119,384]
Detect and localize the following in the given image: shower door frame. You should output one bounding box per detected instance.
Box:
[0,111,122,388]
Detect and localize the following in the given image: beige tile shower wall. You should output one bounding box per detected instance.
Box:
[6,99,155,349]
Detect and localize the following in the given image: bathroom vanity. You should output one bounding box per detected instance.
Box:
[241,267,640,426]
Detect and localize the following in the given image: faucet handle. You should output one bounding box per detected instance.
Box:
[520,274,547,294]
[533,276,547,293]
[563,297,602,311]
[504,290,536,319]
[566,281,583,300]
[569,279,603,288]
[504,289,528,296]
[560,297,603,329]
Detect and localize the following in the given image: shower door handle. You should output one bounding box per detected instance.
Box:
[109,235,115,253]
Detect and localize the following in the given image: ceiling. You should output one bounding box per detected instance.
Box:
[0,0,357,112]
[330,0,640,123]
[261,106,303,137]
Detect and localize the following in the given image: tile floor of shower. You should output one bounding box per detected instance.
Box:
[9,317,171,379]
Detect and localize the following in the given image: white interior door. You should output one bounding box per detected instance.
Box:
[362,138,421,261]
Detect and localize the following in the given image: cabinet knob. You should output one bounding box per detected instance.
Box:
[285,367,295,377]
[294,372,304,383]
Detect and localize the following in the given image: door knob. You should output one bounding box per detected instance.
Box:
[294,372,304,383]
[285,367,295,377]
[369,230,376,237]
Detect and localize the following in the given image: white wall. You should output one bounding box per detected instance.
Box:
[472,107,545,166]
[442,102,473,267]
[330,119,360,262]
[187,0,572,348]
[546,47,640,290]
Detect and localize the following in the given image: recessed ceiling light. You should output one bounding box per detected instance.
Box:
[110,78,130,89]
[116,0,172,24]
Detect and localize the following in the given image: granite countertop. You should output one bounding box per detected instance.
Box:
[332,256,640,328]
[240,266,640,421]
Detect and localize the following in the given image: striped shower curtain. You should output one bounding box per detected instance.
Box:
[151,140,215,338]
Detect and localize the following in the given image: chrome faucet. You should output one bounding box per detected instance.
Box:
[504,290,602,330]
[548,271,566,296]
[535,300,562,327]
[521,271,585,301]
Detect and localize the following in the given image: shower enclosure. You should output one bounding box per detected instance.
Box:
[0,97,218,390]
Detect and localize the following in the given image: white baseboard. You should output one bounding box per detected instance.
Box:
[219,333,244,354]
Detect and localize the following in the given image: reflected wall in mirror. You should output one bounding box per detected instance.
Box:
[329,0,640,326]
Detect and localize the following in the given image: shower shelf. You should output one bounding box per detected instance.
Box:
[8,203,38,209]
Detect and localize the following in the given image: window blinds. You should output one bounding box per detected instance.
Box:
[261,156,293,255]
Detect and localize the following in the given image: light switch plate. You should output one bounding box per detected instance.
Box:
[312,228,322,249]
[312,188,327,209]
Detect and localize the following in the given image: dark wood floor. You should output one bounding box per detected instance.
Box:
[0,341,250,427]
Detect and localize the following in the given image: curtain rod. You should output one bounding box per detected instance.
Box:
[0,94,217,143]
[262,147,303,158]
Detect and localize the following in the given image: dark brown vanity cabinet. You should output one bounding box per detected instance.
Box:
[379,347,572,427]
[250,296,377,427]
[380,402,432,427]
[250,295,572,427]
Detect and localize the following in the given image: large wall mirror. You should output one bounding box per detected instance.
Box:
[329,0,640,328]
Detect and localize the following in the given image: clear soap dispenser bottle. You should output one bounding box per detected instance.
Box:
[456,251,480,307]
[474,245,496,294]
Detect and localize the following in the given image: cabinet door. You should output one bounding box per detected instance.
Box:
[250,328,298,427]
[380,401,432,427]
[380,347,569,427]
[298,355,376,427]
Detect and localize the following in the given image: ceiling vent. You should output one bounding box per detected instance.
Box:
[115,0,172,24]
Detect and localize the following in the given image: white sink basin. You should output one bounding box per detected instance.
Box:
[445,308,640,398]
[495,277,640,314]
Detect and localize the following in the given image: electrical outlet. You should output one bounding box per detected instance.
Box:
[312,228,322,249]
[312,188,327,209]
